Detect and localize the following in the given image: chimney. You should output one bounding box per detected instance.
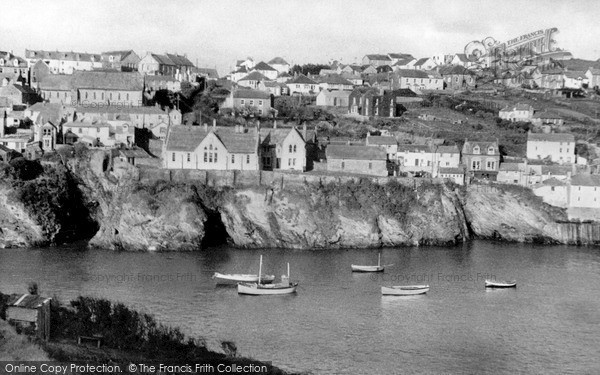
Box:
[273,120,277,129]
[257,120,261,131]
[204,123,208,131]
[303,122,307,139]
[212,119,216,129]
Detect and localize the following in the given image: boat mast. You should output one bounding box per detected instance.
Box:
[378,253,381,267]
[287,262,290,279]
[258,255,262,285]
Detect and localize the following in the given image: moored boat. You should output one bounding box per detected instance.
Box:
[485,279,517,288]
[351,253,385,272]
[237,256,298,295]
[213,272,275,284]
[381,285,429,296]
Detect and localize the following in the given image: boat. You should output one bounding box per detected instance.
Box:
[213,272,275,284]
[351,253,385,272]
[381,285,429,296]
[237,256,298,295]
[485,279,517,288]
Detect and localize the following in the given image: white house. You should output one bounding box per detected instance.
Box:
[252,62,278,80]
[569,174,600,208]
[499,103,534,122]
[563,71,587,89]
[412,57,437,70]
[366,134,397,160]
[315,90,351,107]
[438,167,465,185]
[268,57,290,74]
[259,126,313,171]
[397,144,437,175]
[526,132,575,164]
[286,74,319,95]
[25,49,101,74]
[436,145,460,168]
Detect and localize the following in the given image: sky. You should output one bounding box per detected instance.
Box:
[1,0,599,76]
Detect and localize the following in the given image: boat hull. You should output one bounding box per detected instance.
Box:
[351,265,384,272]
[381,285,429,296]
[485,280,516,288]
[213,273,275,284]
[237,282,298,295]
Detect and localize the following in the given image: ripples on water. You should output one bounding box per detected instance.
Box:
[1,241,599,374]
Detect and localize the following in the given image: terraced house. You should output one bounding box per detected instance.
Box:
[526,132,575,164]
[25,49,101,74]
[138,53,195,81]
[461,140,500,180]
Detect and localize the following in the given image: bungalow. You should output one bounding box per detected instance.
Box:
[362,54,393,67]
[253,61,279,80]
[163,124,259,170]
[366,133,397,160]
[498,103,534,122]
[438,167,465,185]
[286,74,319,95]
[268,57,290,74]
[317,75,354,91]
[326,144,388,176]
[316,90,351,107]
[526,132,575,164]
[462,140,500,180]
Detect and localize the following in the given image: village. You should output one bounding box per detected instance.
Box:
[1,27,600,221]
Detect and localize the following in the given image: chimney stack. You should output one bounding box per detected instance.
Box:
[213,118,217,128]
[303,122,307,139]
[273,120,277,129]
[203,123,208,131]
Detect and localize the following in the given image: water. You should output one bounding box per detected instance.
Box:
[1,241,600,374]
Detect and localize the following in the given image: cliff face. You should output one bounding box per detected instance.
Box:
[218,181,469,249]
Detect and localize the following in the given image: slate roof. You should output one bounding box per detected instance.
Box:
[254,61,277,71]
[394,69,430,78]
[27,102,64,124]
[365,54,392,61]
[527,133,574,143]
[72,105,167,115]
[38,75,73,90]
[287,74,317,85]
[414,57,430,66]
[462,140,499,155]
[151,53,175,66]
[569,174,600,187]
[397,144,434,153]
[440,65,475,75]
[166,126,210,152]
[388,53,414,60]
[532,111,562,119]
[232,89,271,99]
[192,67,219,79]
[437,145,459,154]
[239,71,269,82]
[73,71,144,91]
[499,162,522,171]
[367,135,397,146]
[538,177,566,186]
[166,53,194,67]
[541,165,572,175]
[120,147,151,158]
[439,167,464,174]
[454,53,470,63]
[145,75,178,83]
[318,90,351,99]
[327,144,386,160]
[25,49,101,62]
[6,294,51,309]
[563,71,586,79]
[318,74,354,85]
[217,130,258,154]
[268,57,289,65]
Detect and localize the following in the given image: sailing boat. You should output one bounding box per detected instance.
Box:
[237,255,298,295]
[351,253,385,272]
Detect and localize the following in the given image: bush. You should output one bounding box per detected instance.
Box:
[7,158,44,181]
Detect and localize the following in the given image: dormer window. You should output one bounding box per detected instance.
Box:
[487,147,494,154]
[0,59,4,66]
[13,59,18,67]
[473,146,480,154]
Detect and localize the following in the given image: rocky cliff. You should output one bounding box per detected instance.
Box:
[4,151,600,250]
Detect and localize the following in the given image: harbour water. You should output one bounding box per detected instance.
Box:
[1,240,599,374]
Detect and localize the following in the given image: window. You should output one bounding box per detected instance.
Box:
[249,100,254,106]
[341,161,345,169]
[259,100,263,106]
[241,99,245,105]
[369,162,372,169]
[93,92,96,100]
[293,158,296,166]
[487,147,494,154]
[293,145,297,153]
[187,153,191,162]
[472,160,481,170]
[78,128,82,134]
[204,152,207,162]
[246,155,250,164]
[414,159,419,166]
[85,92,88,99]
[288,158,291,166]
[560,148,562,153]
[209,153,213,162]
[172,153,176,162]
[289,145,293,153]
[231,155,235,163]
[214,153,218,162]
[486,161,495,170]
[473,146,480,154]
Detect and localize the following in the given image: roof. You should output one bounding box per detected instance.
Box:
[454,53,470,63]
[38,75,72,90]
[73,71,144,91]
[327,145,386,161]
[268,57,289,65]
[394,69,430,79]
[437,145,459,154]
[150,53,175,66]
[570,174,600,187]
[563,71,586,79]
[532,111,563,119]
[192,67,219,79]
[232,89,271,99]
[398,144,434,153]
[414,57,430,66]
[527,132,574,143]
[26,102,64,124]
[319,74,353,85]
[64,120,110,128]
[165,53,194,67]
[287,74,317,85]
[145,75,178,83]
[462,140,499,155]
[388,53,414,60]
[499,163,522,171]
[166,126,209,151]
[217,130,257,154]
[239,71,269,82]
[393,58,415,66]
[253,61,276,71]
[120,147,151,158]
[6,294,51,309]
[440,65,475,76]
[318,90,351,99]
[439,167,464,174]
[25,49,101,62]
[500,103,533,112]
[367,135,397,146]
[538,177,567,187]
[541,165,572,175]
[72,105,167,115]
[365,54,392,61]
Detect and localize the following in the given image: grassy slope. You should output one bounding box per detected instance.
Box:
[0,319,49,360]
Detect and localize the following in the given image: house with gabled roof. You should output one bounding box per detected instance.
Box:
[362,54,393,67]
[268,57,290,74]
[462,139,500,180]
[526,132,575,164]
[0,83,40,106]
[101,50,140,71]
[190,67,219,82]
[25,49,101,74]
[163,124,260,170]
[413,57,436,70]
[287,74,319,95]
[317,75,354,91]
[258,80,288,96]
[238,71,270,90]
[585,68,600,89]
[499,103,534,122]
[138,52,194,80]
[366,133,397,160]
[221,89,274,117]
[388,53,415,65]
[440,65,477,90]
[316,89,351,107]
[0,50,29,84]
[563,71,587,89]
[259,123,316,171]
[253,62,278,80]
[38,75,74,104]
[392,69,443,92]
[326,144,388,176]
[531,111,564,126]
[397,144,437,175]
[436,145,461,169]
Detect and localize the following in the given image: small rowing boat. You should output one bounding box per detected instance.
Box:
[351,253,385,272]
[381,285,429,296]
[485,279,516,288]
[213,272,275,284]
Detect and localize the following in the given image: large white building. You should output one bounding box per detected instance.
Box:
[526,132,575,164]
